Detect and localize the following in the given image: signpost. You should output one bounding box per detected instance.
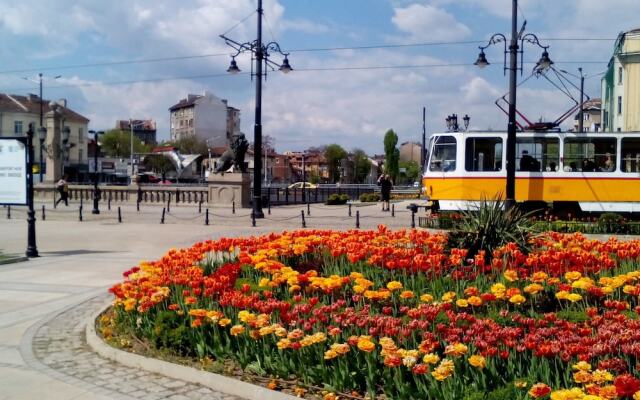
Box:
[0,138,28,205]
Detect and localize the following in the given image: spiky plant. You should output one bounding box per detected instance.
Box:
[447,196,537,261]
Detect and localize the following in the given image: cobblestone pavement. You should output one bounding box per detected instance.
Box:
[25,293,243,400]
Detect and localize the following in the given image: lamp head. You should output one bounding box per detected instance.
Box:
[536,49,553,71]
[474,50,490,69]
[463,114,470,130]
[62,126,70,143]
[227,58,241,74]
[38,126,47,142]
[279,57,292,74]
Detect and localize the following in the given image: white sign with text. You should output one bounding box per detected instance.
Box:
[0,138,27,205]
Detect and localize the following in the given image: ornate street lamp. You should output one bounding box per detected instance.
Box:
[221,0,292,218]
[463,114,471,131]
[62,125,70,177]
[473,0,552,209]
[26,123,39,257]
[38,126,46,180]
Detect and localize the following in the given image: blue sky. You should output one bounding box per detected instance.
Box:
[1,0,638,154]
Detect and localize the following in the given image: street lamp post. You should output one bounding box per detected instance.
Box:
[61,125,70,177]
[221,0,293,218]
[473,0,552,209]
[26,123,39,257]
[90,130,103,214]
[302,153,306,202]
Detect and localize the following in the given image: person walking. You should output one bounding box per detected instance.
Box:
[377,173,393,211]
[55,174,69,207]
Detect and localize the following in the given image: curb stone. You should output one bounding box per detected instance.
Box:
[87,302,300,400]
[0,256,29,265]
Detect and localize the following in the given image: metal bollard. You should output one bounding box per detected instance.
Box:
[301,210,306,228]
[198,200,202,214]
[108,197,111,211]
[42,205,46,221]
[232,201,236,214]
[411,209,416,228]
[7,205,10,219]
[205,209,209,225]
[80,197,83,208]
[167,199,170,213]
[79,206,83,222]
[251,210,256,227]
[356,210,360,229]
[268,200,271,215]
[118,207,122,223]
[348,204,352,217]
[161,208,165,224]
[136,201,140,212]
[307,202,310,216]
[392,204,395,217]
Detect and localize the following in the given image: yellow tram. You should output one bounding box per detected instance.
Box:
[422,131,640,213]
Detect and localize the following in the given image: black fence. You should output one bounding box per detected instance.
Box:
[257,186,419,206]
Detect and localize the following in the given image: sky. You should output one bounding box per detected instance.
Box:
[1,0,639,154]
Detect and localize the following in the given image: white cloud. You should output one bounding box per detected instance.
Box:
[391,4,471,42]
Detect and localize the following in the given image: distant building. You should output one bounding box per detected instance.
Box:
[572,99,601,133]
[286,151,329,182]
[601,28,640,132]
[0,93,89,178]
[399,142,422,164]
[169,91,241,146]
[116,119,157,144]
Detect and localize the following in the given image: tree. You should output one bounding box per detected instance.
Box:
[101,129,150,158]
[142,155,175,181]
[383,129,400,181]
[399,160,421,185]
[324,144,347,183]
[352,148,372,184]
[167,135,208,155]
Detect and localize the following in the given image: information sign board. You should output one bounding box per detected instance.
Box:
[0,138,28,205]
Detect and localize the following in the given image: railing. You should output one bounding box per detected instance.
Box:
[34,184,208,205]
[258,187,421,206]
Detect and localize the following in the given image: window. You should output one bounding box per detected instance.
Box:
[618,67,623,85]
[428,136,457,172]
[189,118,193,127]
[584,114,590,121]
[78,127,84,142]
[618,96,622,114]
[78,149,83,162]
[14,121,23,134]
[465,137,502,172]
[563,137,617,172]
[621,138,640,173]
[516,137,559,172]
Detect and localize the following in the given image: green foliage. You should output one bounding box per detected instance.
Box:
[165,135,209,155]
[324,144,348,183]
[326,194,350,205]
[307,170,321,185]
[598,212,625,233]
[359,192,380,203]
[151,311,192,355]
[447,196,536,261]
[383,129,399,181]
[398,160,421,184]
[101,129,150,157]
[142,154,175,177]
[352,148,372,183]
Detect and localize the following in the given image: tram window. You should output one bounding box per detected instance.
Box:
[516,137,559,172]
[563,138,617,172]
[621,138,640,173]
[429,136,457,172]
[465,137,503,172]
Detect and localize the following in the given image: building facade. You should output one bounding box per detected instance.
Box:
[572,99,602,133]
[169,91,241,146]
[116,119,157,144]
[399,141,423,163]
[0,94,89,180]
[601,28,640,132]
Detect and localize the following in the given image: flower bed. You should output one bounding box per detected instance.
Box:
[110,228,640,399]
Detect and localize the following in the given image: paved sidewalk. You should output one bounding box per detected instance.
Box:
[0,201,428,400]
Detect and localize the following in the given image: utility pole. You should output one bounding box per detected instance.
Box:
[578,67,585,133]
[129,119,134,183]
[421,107,426,170]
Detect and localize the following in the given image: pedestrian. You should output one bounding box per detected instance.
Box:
[377,173,393,211]
[55,174,69,207]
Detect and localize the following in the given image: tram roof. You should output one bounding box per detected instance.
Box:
[430,131,640,137]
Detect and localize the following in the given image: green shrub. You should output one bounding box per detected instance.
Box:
[447,196,536,262]
[359,192,380,202]
[325,194,350,205]
[598,212,625,233]
[151,311,192,355]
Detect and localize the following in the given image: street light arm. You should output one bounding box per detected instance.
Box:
[478,33,508,51]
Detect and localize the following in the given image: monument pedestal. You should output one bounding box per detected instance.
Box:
[207,173,250,208]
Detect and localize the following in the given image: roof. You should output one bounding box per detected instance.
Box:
[117,119,156,130]
[0,93,89,123]
[169,94,201,111]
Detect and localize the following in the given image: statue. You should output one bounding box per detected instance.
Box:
[214,133,249,174]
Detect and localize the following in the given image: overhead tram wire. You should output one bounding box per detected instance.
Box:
[0,37,623,76]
